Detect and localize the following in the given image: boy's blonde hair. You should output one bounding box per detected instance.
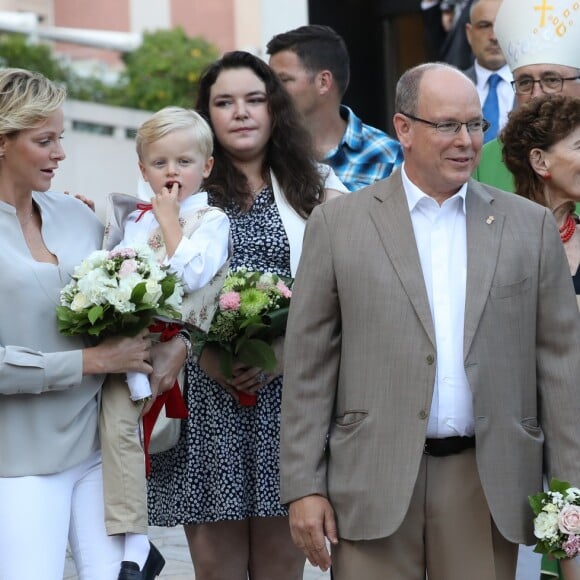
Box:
[0,68,67,136]
[136,106,213,161]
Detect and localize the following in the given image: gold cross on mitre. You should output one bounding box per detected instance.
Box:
[534,0,555,27]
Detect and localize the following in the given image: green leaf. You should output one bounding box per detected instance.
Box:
[259,307,290,339]
[131,282,147,303]
[88,305,104,324]
[236,339,277,372]
[243,322,269,338]
[528,492,548,515]
[218,347,234,379]
[549,478,571,494]
[238,315,263,331]
[161,277,176,298]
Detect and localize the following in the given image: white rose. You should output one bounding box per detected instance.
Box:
[70,292,91,312]
[558,505,580,535]
[143,279,162,305]
[534,511,559,540]
[107,288,135,313]
[75,250,107,277]
[148,262,165,283]
[164,285,184,311]
[118,273,142,295]
[78,268,115,304]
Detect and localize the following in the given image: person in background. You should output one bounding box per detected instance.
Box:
[501,94,580,580]
[146,51,342,580]
[422,0,474,69]
[99,106,231,580]
[280,62,580,580]
[474,0,580,191]
[0,68,153,580]
[267,24,402,192]
[463,0,513,143]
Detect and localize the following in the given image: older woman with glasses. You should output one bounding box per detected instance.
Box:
[473,0,580,193]
[501,94,580,580]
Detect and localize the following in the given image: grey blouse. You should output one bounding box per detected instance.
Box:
[0,192,104,476]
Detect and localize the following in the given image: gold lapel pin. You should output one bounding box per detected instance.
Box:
[486,216,495,225]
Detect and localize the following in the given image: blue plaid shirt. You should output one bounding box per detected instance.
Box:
[323,105,403,192]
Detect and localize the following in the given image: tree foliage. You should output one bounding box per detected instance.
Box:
[0,33,69,82]
[119,27,219,111]
[0,28,220,112]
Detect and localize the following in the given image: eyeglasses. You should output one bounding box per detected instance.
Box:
[399,112,490,134]
[511,75,580,95]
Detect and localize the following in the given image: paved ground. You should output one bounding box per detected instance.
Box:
[64,526,541,579]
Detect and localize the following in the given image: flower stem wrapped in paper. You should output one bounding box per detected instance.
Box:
[529,478,580,567]
[57,246,184,400]
[205,269,293,406]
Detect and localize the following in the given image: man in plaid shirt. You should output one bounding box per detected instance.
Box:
[267,25,403,192]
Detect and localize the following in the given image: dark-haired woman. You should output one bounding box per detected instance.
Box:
[147,51,344,579]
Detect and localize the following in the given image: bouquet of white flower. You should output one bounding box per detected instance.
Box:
[530,478,580,560]
[57,246,184,400]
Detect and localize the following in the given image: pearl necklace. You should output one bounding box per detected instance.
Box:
[559,214,576,243]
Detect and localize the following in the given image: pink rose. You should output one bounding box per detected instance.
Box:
[109,248,136,259]
[563,533,580,558]
[559,505,580,534]
[276,281,292,299]
[219,291,241,311]
[119,259,138,277]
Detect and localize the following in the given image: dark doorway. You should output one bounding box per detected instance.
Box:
[309,0,427,134]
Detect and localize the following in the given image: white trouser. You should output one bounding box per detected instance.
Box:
[0,451,123,580]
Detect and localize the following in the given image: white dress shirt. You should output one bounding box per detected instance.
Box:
[401,165,474,438]
[119,191,230,293]
[474,61,514,132]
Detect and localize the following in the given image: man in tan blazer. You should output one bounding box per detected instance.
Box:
[280,62,580,580]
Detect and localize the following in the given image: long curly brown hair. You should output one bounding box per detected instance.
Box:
[501,95,580,210]
[195,51,324,218]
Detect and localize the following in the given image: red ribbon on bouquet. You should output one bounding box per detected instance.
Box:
[142,321,188,476]
[239,392,257,406]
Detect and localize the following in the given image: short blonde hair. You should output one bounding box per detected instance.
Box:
[0,68,67,136]
[136,106,213,161]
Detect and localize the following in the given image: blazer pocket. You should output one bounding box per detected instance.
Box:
[334,410,368,428]
[490,276,531,299]
[521,416,542,434]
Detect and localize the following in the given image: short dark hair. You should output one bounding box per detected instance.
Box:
[266,25,350,97]
[501,94,580,209]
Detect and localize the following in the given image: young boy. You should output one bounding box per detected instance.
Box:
[100,107,230,579]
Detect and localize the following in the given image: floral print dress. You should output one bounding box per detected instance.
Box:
[147,186,292,525]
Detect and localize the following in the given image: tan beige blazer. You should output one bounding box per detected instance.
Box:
[280,170,580,545]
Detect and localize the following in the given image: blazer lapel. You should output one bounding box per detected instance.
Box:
[369,175,436,348]
[463,181,505,357]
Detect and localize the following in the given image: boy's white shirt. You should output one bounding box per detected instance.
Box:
[116,191,230,400]
[118,191,230,293]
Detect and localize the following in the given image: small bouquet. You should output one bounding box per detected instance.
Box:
[205,269,293,406]
[57,246,184,399]
[529,478,580,560]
